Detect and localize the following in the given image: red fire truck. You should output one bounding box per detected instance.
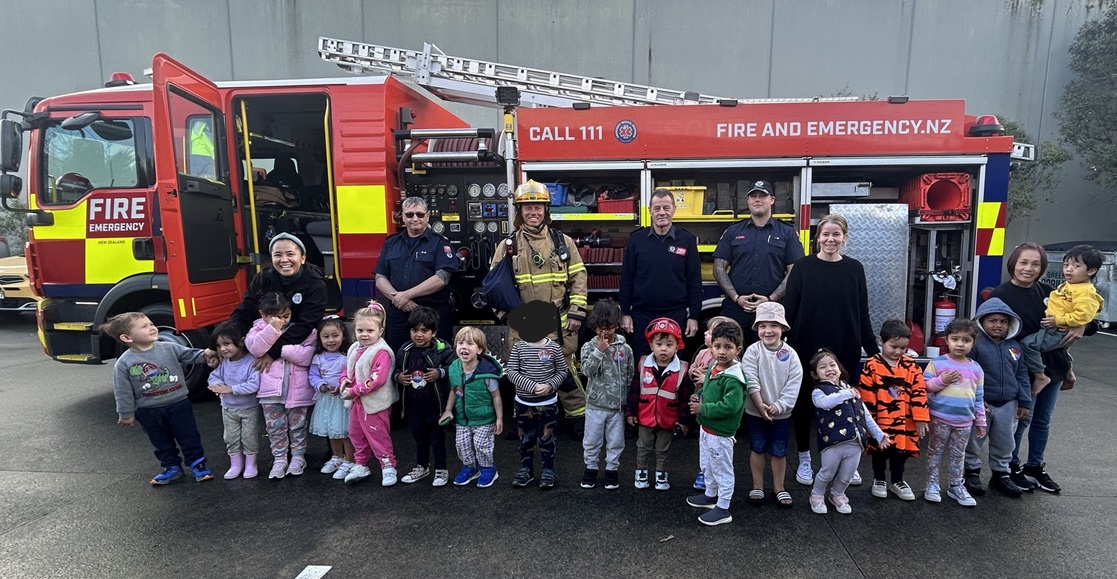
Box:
[0,39,1029,393]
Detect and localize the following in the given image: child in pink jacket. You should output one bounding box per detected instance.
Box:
[340,302,399,486]
[246,292,317,480]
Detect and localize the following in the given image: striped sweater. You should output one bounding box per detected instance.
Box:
[506,339,568,406]
[923,355,986,428]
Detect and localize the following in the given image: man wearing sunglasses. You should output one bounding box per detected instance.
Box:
[376,197,459,350]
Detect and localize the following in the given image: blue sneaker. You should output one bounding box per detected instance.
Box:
[190,457,213,482]
[150,465,183,486]
[476,466,499,488]
[454,465,481,486]
[693,471,706,490]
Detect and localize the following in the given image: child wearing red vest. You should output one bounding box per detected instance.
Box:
[627,318,692,491]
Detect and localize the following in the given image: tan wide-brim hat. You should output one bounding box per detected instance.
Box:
[752,301,790,332]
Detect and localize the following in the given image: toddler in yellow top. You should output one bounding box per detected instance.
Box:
[1020,245,1104,391]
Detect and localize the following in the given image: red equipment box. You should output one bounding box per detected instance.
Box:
[900,173,971,221]
[597,198,635,214]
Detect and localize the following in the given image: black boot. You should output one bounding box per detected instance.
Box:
[580,468,598,489]
[963,468,986,496]
[989,471,1024,497]
[1009,462,1037,492]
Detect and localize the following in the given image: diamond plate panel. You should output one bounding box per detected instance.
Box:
[831,204,910,335]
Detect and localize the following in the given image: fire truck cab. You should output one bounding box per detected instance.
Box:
[0,54,467,393]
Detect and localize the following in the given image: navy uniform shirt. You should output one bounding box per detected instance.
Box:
[375,228,459,307]
[712,217,803,297]
[619,225,702,317]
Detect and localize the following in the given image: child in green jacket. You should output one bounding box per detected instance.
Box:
[440,327,504,488]
[686,320,747,526]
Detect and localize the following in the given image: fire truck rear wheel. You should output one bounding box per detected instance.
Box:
[139,303,213,401]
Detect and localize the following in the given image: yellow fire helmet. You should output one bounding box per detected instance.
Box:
[514,180,551,204]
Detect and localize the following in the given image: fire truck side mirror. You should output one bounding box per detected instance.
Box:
[0,119,22,173]
[0,174,22,199]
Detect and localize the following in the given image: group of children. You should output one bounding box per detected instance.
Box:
[105,245,1103,525]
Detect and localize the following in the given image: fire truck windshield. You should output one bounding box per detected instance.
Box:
[40,119,143,205]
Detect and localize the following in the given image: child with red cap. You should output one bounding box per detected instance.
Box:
[627,317,692,491]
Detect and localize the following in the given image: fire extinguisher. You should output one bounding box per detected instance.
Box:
[933,295,956,348]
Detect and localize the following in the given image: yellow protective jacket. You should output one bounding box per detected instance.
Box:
[489,225,588,324]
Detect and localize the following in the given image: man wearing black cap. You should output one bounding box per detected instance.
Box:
[711,180,804,345]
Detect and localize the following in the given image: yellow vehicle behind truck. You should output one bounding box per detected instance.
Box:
[0,255,38,315]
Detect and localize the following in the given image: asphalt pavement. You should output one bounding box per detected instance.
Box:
[1,312,1115,578]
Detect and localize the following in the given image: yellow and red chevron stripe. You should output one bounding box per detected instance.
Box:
[975,201,1006,257]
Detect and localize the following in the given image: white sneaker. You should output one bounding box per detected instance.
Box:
[947,484,978,507]
[634,469,650,490]
[401,465,430,484]
[871,480,888,498]
[432,469,449,487]
[382,466,398,487]
[810,494,828,514]
[654,471,670,491]
[795,461,814,485]
[332,461,352,480]
[320,456,343,474]
[286,456,306,476]
[344,464,371,484]
[850,470,862,486]
[828,493,852,514]
[889,481,916,501]
[269,459,287,480]
[925,482,942,503]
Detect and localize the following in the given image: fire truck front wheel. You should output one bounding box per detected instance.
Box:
[139,303,213,401]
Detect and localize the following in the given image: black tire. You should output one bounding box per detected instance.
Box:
[139,303,213,401]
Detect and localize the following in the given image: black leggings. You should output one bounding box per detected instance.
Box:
[870,447,910,484]
[791,374,815,452]
[408,411,447,470]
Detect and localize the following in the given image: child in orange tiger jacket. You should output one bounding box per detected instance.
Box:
[858,320,930,502]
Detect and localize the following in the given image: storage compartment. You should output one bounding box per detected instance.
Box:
[900,173,971,221]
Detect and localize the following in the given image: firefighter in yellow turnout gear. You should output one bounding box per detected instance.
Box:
[490,180,588,433]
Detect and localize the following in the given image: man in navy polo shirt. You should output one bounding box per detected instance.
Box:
[620,188,702,358]
[712,180,804,346]
[375,197,459,351]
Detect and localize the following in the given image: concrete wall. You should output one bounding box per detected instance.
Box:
[1,0,1114,254]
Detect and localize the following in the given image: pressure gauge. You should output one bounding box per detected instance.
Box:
[447,184,458,197]
[497,183,510,198]
[431,222,445,234]
[482,183,496,197]
[467,183,481,198]
[473,221,487,234]
[436,186,446,196]
[487,221,499,233]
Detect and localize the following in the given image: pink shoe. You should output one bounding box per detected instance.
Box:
[243,454,258,479]
[224,454,244,480]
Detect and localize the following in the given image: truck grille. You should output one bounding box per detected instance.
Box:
[0,275,24,285]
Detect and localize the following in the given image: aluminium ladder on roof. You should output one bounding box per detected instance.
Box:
[317,36,741,108]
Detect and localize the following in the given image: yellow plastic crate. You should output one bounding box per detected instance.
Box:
[664,186,706,216]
